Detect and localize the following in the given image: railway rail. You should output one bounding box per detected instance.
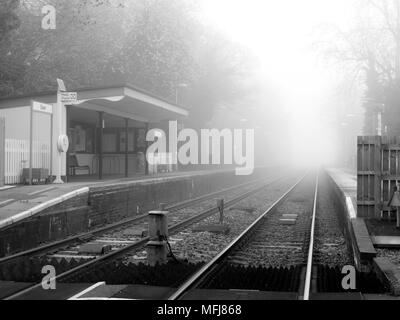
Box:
[168,173,312,300]
[2,172,297,300]
[3,170,384,300]
[0,175,277,266]
[167,172,383,300]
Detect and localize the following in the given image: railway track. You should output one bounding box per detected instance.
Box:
[2,172,297,300]
[167,172,384,300]
[0,175,276,266]
[167,173,314,300]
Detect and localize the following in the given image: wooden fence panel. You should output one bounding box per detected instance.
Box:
[358,136,400,219]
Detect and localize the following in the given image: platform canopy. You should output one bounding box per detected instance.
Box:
[0,83,189,123]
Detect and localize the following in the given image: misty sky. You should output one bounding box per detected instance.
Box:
[201,0,360,166]
[202,0,355,95]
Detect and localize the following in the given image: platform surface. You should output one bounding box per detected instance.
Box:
[181,289,298,300]
[373,258,400,296]
[352,218,377,259]
[71,284,176,300]
[0,281,94,300]
[372,236,400,248]
[326,168,357,218]
[310,292,363,300]
[326,168,379,265]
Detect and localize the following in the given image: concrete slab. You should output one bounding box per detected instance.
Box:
[373,257,400,296]
[123,228,148,237]
[352,218,377,260]
[113,285,176,300]
[76,284,128,299]
[78,243,112,255]
[12,283,95,300]
[0,281,34,300]
[310,292,364,300]
[181,289,298,300]
[192,224,231,234]
[280,219,296,225]
[364,294,400,300]
[372,236,400,248]
[282,214,298,219]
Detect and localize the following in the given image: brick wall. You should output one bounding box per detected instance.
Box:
[0,193,89,257]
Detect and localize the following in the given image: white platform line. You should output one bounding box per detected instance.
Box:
[0,199,14,207]
[0,186,16,191]
[68,282,106,300]
[28,187,56,196]
[0,187,89,230]
[346,196,357,219]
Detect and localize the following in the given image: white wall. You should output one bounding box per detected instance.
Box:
[0,105,53,183]
[0,106,30,140]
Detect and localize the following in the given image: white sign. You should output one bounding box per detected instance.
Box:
[32,101,53,114]
[57,78,66,92]
[57,134,70,153]
[60,92,78,104]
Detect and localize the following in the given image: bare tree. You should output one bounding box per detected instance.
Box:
[314,0,400,135]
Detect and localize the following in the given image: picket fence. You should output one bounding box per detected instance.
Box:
[5,139,51,184]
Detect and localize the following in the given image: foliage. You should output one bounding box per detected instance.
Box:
[315,0,400,135]
[0,0,21,94]
[0,0,255,127]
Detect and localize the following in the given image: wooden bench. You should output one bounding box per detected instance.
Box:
[69,154,91,176]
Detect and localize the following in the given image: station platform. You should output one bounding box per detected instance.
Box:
[6,280,400,300]
[0,167,277,258]
[326,168,357,219]
[0,169,240,230]
[326,168,377,264]
[326,168,400,297]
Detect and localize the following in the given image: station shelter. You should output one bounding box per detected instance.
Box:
[0,84,188,185]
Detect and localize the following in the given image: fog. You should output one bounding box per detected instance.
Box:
[202,0,364,169]
[3,0,396,172]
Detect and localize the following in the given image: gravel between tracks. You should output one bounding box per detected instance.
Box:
[41,178,282,260]
[124,175,302,264]
[225,175,315,268]
[314,175,352,267]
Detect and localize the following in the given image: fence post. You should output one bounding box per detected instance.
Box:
[373,136,382,219]
[357,136,383,219]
